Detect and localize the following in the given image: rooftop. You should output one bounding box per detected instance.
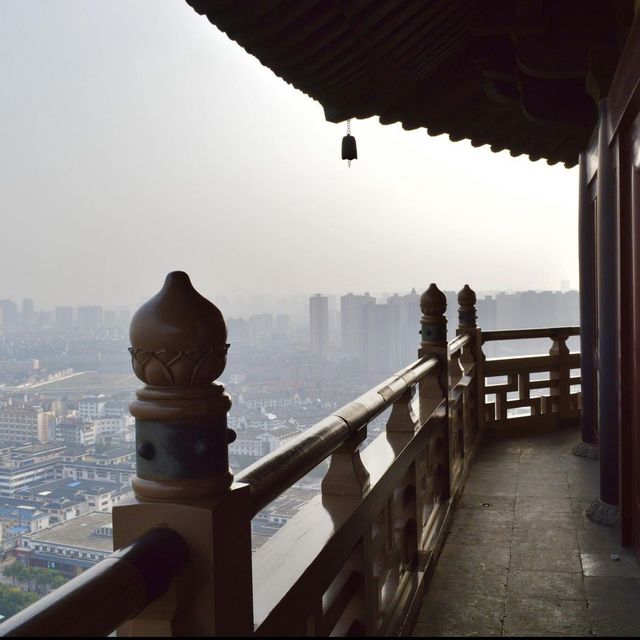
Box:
[17,478,122,500]
[24,511,113,552]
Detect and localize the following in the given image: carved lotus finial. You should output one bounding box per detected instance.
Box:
[129,271,229,386]
[420,283,447,318]
[458,284,476,308]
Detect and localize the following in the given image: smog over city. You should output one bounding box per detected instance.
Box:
[0,1,578,311]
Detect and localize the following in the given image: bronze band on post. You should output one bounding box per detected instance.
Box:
[128,271,234,501]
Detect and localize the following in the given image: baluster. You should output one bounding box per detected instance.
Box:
[386,387,417,433]
[322,426,370,496]
[495,390,508,421]
[113,272,253,637]
[418,283,450,500]
[549,330,571,426]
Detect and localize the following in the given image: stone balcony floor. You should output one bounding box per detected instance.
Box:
[412,426,640,637]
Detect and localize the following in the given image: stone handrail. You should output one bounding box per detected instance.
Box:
[113,275,480,635]
[237,356,439,516]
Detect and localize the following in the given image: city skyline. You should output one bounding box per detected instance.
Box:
[0,283,580,327]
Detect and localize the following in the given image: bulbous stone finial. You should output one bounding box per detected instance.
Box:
[420,283,447,344]
[457,284,477,328]
[458,284,476,307]
[420,283,447,319]
[129,271,229,386]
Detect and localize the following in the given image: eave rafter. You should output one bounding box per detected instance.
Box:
[187,0,635,168]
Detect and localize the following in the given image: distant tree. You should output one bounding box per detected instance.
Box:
[2,562,21,586]
[33,570,49,595]
[0,583,38,618]
[21,567,37,592]
[4,562,70,595]
[50,573,67,591]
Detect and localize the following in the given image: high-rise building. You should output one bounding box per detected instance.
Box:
[386,289,421,371]
[117,310,131,329]
[309,294,329,355]
[21,299,35,327]
[248,314,274,343]
[55,306,74,331]
[340,293,375,354]
[104,310,117,328]
[77,306,104,330]
[227,317,249,343]
[275,314,290,334]
[0,300,18,330]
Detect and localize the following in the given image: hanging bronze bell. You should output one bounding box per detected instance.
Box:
[341,134,357,163]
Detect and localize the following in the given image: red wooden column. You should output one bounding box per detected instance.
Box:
[604,11,640,555]
[619,109,640,549]
[572,152,598,459]
[586,100,620,526]
[627,113,640,551]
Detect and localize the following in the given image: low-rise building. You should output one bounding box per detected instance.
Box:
[86,447,135,467]
[19,511,113,578]
[92,416,133,445]
[55,461,135,486]
[54,420,96,447]
[261,424,304,453]
[77,396,106,422]
[0,498,50,547]
[0,443,66,496]
[0,406,54,443]
[38,496,86,525]
[229,429,270,458]
[16,477,130,515]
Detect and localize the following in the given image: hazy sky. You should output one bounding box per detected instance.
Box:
[0,1,578,310]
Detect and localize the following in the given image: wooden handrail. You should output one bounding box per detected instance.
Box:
[236,356,438,516]
[484,352,581,375]
[481,325,581,430]
[0,527,187,637]
[482,326,579,342]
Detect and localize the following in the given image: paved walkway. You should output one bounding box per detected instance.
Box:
[413,426,640,637]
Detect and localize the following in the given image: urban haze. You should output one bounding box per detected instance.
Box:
[0,1,577,310]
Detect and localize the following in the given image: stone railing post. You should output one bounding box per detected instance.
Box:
[457,285,482,441]
[456,284,477,336]
[418,283,450,500]
[112,272,253,637]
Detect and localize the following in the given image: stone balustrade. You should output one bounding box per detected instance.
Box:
[0,274,581,637]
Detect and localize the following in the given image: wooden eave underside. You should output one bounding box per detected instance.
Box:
[186,0,635,168]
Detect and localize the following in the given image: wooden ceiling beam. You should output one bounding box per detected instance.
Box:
[516,37,589,79]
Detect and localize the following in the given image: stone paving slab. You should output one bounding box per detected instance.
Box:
[412,426,640,637]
